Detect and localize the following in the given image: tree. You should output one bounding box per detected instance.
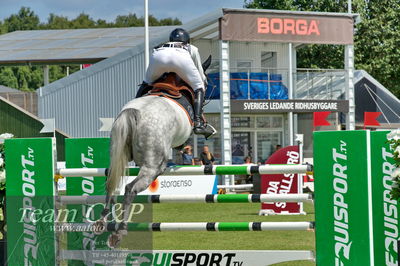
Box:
[0,7,182,91]
[115,13,142,27]
[113,13,181,27]
[0,21,6,34]
[45,14,71,29]
[29,67,43,89]
[96,19,109,28]
[0,68,18,89]
[159,18,182,26]
[70,13,96,29]
[354,0,400,97]
[245,0,400,97]
[245,0,297,10]
[3,7,40,32]
[15,67,28,90]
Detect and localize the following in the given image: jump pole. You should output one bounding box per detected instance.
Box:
[56,221,315,232]
[58,193,313,204]
[217,184,254,190]
[56,164,313,177]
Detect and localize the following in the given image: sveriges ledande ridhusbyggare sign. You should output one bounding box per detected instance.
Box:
[231,100,349,113]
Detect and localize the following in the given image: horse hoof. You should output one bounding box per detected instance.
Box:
[93,219,106,235]
[107,233,122,248]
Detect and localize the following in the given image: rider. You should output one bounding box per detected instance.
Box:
[136,28,215,138]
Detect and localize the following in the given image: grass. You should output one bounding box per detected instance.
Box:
[119,202,316,266]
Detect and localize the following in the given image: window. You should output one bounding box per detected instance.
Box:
[256,116,283,129]
[257,131,282,163]
[232,116,254,128]
[261,51,277,70]
[236,60,252,72]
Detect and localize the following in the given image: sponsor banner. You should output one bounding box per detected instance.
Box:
[61,249,314,266]
[5,138,56,266]
[66,138,111,266]
[121,175,218,195]
[231,99,349,113]
[260,145,302,214]
[370,131,399,266]
[314,131,372,265]
[221,11,354,44]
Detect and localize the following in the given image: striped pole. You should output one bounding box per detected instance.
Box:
[217,184,253,189]
[58,193,313,205]
[56,164,313,177]
[55,222,314,232]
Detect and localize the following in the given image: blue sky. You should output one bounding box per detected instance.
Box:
[0,0,247,23]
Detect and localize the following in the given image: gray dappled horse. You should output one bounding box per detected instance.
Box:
[98,57,212,247]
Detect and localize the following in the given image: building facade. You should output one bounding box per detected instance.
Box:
[39,8,357,164]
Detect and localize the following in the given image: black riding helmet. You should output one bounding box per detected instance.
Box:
[169,28,190,44]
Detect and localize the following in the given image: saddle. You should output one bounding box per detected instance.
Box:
[150,73,195,106]
[138,73,195,124]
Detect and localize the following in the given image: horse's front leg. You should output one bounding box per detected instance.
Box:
[107,165,165,248]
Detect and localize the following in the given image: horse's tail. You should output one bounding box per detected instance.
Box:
[107,108,139,194]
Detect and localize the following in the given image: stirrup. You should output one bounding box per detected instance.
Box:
[194,123,217,139]
[204,124,217,139]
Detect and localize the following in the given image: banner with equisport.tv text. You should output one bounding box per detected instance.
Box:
[370,131,399,266]
[314,130,399,266]
[5,138,57,266]
[66,138,111,266]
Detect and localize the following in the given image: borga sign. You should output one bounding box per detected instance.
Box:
[258,18,320,36]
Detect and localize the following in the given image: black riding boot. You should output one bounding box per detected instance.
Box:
[193,89,216,139]
[135,82,149,98]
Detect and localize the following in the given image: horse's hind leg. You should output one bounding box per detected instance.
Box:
[107,164,166,248]
[93,188,117,235]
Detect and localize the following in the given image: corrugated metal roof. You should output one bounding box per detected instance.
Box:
[40,9,224,96]
[0,26,176,65]
[38,9,224,137]
[0,85,20,93]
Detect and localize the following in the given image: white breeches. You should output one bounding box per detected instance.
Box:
[144,48,204,91]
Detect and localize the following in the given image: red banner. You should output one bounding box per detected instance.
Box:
[313,111,331,127]
[364,111,381,127]
[260,145,303,215]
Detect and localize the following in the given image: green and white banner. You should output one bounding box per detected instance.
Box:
[314,130,399,266]
[5,138,56,266]
[314,130,372,265]
[370,131,399,266]
[65,138,110,266]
